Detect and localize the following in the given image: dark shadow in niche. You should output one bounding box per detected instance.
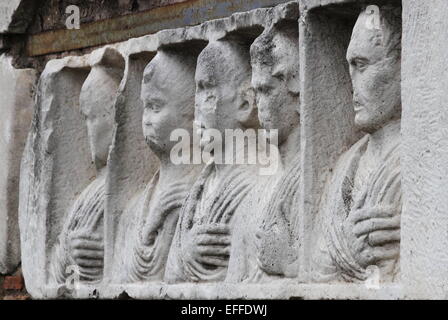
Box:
[159,39,209,57]
[45,66,92,268]
[221,25,265,48]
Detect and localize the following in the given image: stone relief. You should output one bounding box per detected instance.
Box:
[0,55,35,275]
[50,50,125,285]
[313,5,402,283]
[15,0,430,299]
[165,39,261,283]
[19,47,125,297]
[227,21,301,283]
[112,50,202,283]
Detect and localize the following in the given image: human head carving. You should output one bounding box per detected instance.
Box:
[195,40,258,142]
[141,50,197,158]
[80,49,125,169]
[347,5,402,133]
[251,23,300,144]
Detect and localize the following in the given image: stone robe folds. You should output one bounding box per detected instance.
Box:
[314,133,401,283]
[227,156,301,283]
[51,173,105,284]
[113,169,198,283]
[165,161,257,283]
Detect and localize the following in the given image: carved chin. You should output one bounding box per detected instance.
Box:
[146,137,166,154]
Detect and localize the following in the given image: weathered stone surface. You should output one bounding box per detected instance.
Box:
[0,54,35,275]
[400,0,448,299]
[19,2,304,299]
[297,0,360,284]
[110,49,202,284]
[227,20,301,283]
[0,0,39,34]
[0,0,22,33]
[19,47,125,298]
[312,4,402,284]
[28,0,190,33]
[14,0,448,300]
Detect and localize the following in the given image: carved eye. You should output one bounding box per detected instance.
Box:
[273,73,285,82]
[351,58,369,71]
[145,102,161,113]
[150,104,162,113]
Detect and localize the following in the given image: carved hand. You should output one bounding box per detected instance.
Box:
[140,183,190,246]
[183,223,231,269]
[68,229,104,281]
[344,205,400,269]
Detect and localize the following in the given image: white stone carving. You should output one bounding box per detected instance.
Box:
[165,39,260,283]
[16,0,448,300]
[50,49,125,285]
[0,54,35,275]
[19,48,125,298]
[0,0,22,33]
[112,50,202,283]
[227,20,301,283]
[312,5,402,284]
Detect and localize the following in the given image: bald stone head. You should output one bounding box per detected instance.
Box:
[80,66,122,169]
[251,25,300,144]
[347,5,402,133]
[141,51,196,157]
[195,40,258,143]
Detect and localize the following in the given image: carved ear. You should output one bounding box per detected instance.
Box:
[237,86,258,126]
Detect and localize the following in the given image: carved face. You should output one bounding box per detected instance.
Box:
[141,53,195,157]
[195,41,253,148]
[251,32,300,144]
[347,11,401,133]
[80,67,118,169]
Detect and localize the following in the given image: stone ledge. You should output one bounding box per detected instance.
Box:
[37,282,403,300]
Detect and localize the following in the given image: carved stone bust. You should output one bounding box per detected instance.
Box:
[165,39,260,283]
[50,53,124,284]
[227,22,301,283]
[112,50,202,283]
[19,0,448,300]
[314,5,402,283]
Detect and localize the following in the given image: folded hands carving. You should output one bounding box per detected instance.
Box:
[39,3,404,291]
[51,55,123,285]
[316,5,402,283]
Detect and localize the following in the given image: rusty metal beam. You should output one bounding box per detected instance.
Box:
[26,0,288,57]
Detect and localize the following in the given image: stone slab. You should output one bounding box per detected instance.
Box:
[0,54,36,275]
